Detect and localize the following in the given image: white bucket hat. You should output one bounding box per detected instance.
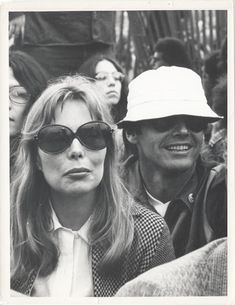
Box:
[118,66,221,127]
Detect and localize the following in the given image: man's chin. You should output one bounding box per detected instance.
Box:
[165,160,196,174]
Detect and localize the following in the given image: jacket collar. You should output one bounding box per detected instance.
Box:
[123,155,212,211]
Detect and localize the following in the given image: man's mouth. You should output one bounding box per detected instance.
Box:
[165,144,191,152]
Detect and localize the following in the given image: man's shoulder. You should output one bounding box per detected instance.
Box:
[210,163,226,183]
[197,158,226,188]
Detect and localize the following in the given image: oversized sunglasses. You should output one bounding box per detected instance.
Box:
[34,121,113,154]
[145,116,208,133]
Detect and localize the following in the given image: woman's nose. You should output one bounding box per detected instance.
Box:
[106,75,116,86]
[9,98,12,110]
[67,138,85,159]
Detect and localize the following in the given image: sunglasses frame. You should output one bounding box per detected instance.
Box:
[34,120,114,154]
[95,71,125,82]
[9,85,31,105]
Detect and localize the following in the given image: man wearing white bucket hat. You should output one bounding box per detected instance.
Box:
[118,66,227,258]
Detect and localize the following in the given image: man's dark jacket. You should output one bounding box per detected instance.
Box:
[121,155,227,257]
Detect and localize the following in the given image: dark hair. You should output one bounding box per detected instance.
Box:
[78,53,128,123]
[203,48,227,107]
[10,50,50,166]
[153,37,192,69]
[9,50,50,113]
[122,122,142,157]
[218,37,227,75]
[211,75,227,124]
[204,50,221,82]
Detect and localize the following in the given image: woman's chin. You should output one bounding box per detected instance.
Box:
[107,97,119,106]
[10,128,19,138]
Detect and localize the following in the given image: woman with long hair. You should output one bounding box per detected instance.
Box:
[78,53,128,123]
[11,75,175,297]
[9,50,49,171]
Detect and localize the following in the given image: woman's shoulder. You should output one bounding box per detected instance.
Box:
[132,202,164,219]
[129,203,175,264]
[131,203,166,240]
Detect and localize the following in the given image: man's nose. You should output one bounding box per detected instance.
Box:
[173,121,190,135]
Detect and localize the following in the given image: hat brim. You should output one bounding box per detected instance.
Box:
[117,100,222,127]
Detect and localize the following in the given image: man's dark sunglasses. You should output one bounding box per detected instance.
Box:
[34,121,113,154]
[145,115,208,133]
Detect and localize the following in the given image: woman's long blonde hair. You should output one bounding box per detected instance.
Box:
[11,75,134,285]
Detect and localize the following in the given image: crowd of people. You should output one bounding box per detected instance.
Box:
[9,12,227,297]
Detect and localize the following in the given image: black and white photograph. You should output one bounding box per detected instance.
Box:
[0,0,234,304]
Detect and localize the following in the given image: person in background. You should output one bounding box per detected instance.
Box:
[150,37,193,69]
[79,54,129,161]
[9,50,49,171]
[118,67,227,258]
[202,50,221,107]
[217,37,227,76]
[201,37,227,146]
[116,237,227,296]
[202,37,226,106]
[9,12,115,78]
[78,53,128,124]
[11,75,175,297]
[201,75,227,164]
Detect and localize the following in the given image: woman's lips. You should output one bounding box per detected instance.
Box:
[106,91,118,96]
[64,167,91,177]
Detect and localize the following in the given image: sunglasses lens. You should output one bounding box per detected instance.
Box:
[37,126,71,153]
[113,72,125,81]
[78,122,111,150]
[148,117,176,132]
[185,117,208,132]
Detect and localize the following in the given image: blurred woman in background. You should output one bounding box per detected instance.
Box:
[78,53,128,123]
[9,50,49,170]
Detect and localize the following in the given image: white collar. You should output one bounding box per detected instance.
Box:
[144,186,170,217]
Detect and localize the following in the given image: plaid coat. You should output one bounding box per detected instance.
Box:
[11,204,175,297]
